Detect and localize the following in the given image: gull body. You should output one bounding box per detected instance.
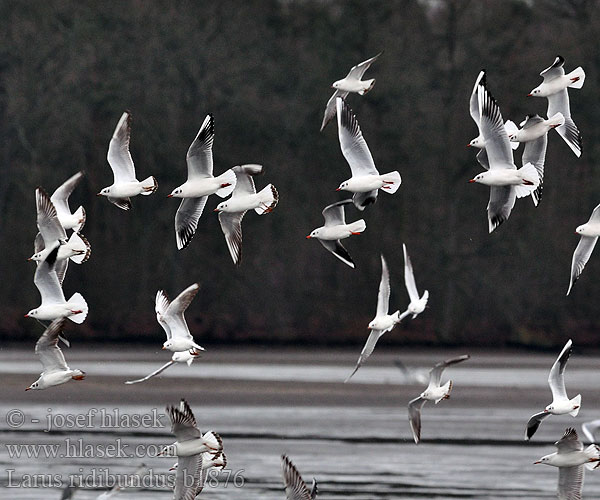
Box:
[568,203,600,295]
[408,355,470,444]
[156,283,204,353]
[509,113,564,143]
[26,318,85,391]
[50,171,86,232]
[525,340,581,440]
[215,164,278,265]
[306,199,365,268]
[470,168,538,187]
[98,111,157,210]
[345,255,401,382]
[469,120,519,150]
[320,52,382,131]
[168,114,236,249]
[335,97,400,210]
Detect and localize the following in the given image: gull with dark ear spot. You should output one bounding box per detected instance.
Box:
[567,203,600,295]
[525,340,581,440]
[214,164,278,265]
[25,318,85,391]
[335,97,401,211]
[320,51,382,131]
[168,114,236,250]
[50,171,86,232]
[281,455,318,500]
[306,199,365,268]
[408,355,470,444]
[98,111,158,209]
[528,55,585,157]
[345,255,401,382]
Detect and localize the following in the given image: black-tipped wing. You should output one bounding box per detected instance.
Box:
[487,185,516,233]
[567,235,598,295]
[477,80,514,169]
[547,90,582,158]
[548,339,573,401]
[36,188,67,245]
[319,239,355,268]
[556,428,583,453]
[522,133,547,206]
[322,199,352,226]
[525,410,552,440]
[540,55,565,80]
[186,114,214,179]
[175,197,208,250]
[51,171,84,216]
[281,455,312,500]
[352,190,378,211]
[107,196,132,210]
[218,211,245,265]
[320,89,347,132]
[35,318,69,373]
[167,399,201,442]
[428,354,470,388]
[107,111,136,183]
[408,397,427,444]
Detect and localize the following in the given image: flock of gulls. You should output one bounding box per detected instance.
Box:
[19,51,600,499]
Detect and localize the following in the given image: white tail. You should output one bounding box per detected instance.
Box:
[570,394,582,417]
[73,206,86,233]
[379,171,402,194]
[348,219,366,234]
[547,112,565,128]
[140,176,158,195]
[201,431,223,452]
[567,67,585,89]
[584,445,600,471]
[67,292,88,324]
[254,184,279,214]
[514,163,539,199]
[215,169,237,198]
[504,120,520,150]
[435,380,452,404]
[358,78,376,95]
[68,232,91,264]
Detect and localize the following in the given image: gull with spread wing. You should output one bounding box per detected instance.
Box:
[525,339,581,440]
[534,428,600,500]
[528,55,585,158]
[408,354,470,444]
[320,51,382,131]
[50,171,86,232]
[214,164,278,265]
[400,243,428,319]
[157,283,204,353]
[567,203,600,295]
[335,97,401,211]
[306,199,365,268]
[168,114,236,250]
[281,454,318,500]
[98,111,157,209]
[345,255,400,382]
[469,73,539,232]
[25,318,85,391]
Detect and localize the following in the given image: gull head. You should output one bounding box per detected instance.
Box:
[469,173,485,184]
[544,404,553,412]
[24,308,38,318]
[528,86,542,97]
[332,80,343,89]
[306,229,320,239]
[28,252,43,262]
[25,381,39,391]
[336,181,349,192]
[468,136,483,148]
[97,187,111,197]
[534,454,551,465]
[168,187,183,198]
[214,202,226,212]
[162,340,173,350]
[576,224,587,235]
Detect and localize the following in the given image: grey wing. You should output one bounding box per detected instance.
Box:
[55,259,69,287]
[36,188,67,244]
[477,80,514,169]
[522,133,547,206]
[428,354,470,388]
[402,244,419,302]
[319,239,355,268]
[558,465,583,500]
[336,97,378,177]
[34,246,66,303]
[35,318,69,373]
[281,455,312,500]
[487,185,516,233]
[476,148,490,170]
[408,397,427,444]
[107,111,136,183]
[173,454,203,500]
[108,197,132,210]
[124,361,175,384]
[540,55,565,80]
[156,290,172,340]
[174,197,208,250]
[346,328,385,382]
[322,199,352,226]
[50,171,84,216]
[555,428,584,453]
[547,90,581,157]
[166,283,199,340]
[218,211,245,265]
[167,401,201,442]
[320,89,347,132]
[186,114,214,179]
[525,410,552,440]
[548,339,573,401]
[231,164,262,197]
[469,70,486,127]
[587,203,600,224]
[567,235,598,295]
[33,232,45,254]
[581,420,600,443]
[352,190,378,211]
[376,255,391,317]
[346,51,382,79]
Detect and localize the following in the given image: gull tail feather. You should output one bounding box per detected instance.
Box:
[67,232,91,264]
[215,169,237,198]
[504,120,520,150]
[584,445,600,470]
[358,78,375,95]
[139,176,158,195]
[73,206,86,232]
[569,394,582,417]
[67,293,88,324]
[567,67,585,89]
[380,171,402,194]
[254,184,278,214]
[435,380,452,404]
[348,219,366,234]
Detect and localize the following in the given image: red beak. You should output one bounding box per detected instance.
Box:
[468,179,476,183]
[335,188,341,191]
[25,387,31,391]
[96,192,102,196]
[306,235,311,239]
[24,314,29,318]
[527,93,532,97]
[466,144,471,148]
[167,194,173,198]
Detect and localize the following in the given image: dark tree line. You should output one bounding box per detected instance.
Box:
[1,0,599,348]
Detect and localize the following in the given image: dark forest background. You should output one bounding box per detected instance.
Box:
[1,0,600,348]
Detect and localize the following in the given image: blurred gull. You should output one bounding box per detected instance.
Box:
[582,420,600,444]
[168,114,236,250]
[528,55,585,157]
[408,354,470,444]
[567,203,600,295]
[525,339,581,440]
[125,349,200,384]
[320,51,382,131]
[306,199,365,268]
[98,111,158,209]
[281,454,318,500]
[400,243,428,319]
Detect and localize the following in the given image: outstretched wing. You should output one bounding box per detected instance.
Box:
[107,111,136,183]
[35,318,69,373]
[548,339,572,402]
[408,396,427,444]
[281,455,312,500]
[428,354,470,388]
[186,114,214,179]
[124,361,175,384]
